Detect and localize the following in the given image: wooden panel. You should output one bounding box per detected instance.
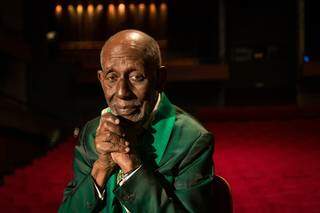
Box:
[167,64,229,81]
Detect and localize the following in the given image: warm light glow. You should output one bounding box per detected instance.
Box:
[96,4,104,13]
[129,3,136,13]
[46,31,57,41]
[87,4,94,15]
[118,3,126,17]
[76,4,83,15]
[67,5,75,14]
[254,52,264,60]
[55,5,62,15]
[137,3,146,23]
[138,3,146,15]
[149,3,157,18]
[108,4,116,17]
[160,3,167,13]
[159,3,167,23]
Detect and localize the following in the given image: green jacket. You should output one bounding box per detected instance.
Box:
[59,94,214,213]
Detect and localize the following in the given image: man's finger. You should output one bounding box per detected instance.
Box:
[101,113,120,125]
[100,121,125,137]
[96,142,130,153]
[95,132,127,147]
[97,112,119,132]
[104,131,128,146]
[95,134,110,143]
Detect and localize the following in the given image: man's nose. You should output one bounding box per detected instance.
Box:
[116,78,133,99]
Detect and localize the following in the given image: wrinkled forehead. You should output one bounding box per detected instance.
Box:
[105,41,147,60]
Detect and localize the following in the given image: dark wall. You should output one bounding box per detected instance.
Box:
[227,0,297,87]
[305,0,320,58]
[168,0,220,62]
[223,0,298,104]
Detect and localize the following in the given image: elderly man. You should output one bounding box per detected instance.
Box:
[59,30,214,212]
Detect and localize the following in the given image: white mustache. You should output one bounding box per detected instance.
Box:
[113,102,141,108]
[110,101,141,115]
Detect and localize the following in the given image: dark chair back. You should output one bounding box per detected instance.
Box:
[212,175,233,213]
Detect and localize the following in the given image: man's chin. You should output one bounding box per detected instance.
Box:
[111,103,152,124]
[117,112,146,124]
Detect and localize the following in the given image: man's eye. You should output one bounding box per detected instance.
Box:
[105,73,118,83]
[130,75,145,82]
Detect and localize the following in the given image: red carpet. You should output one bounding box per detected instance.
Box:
[0,138,74,213]
[1,112,320,212]
[209,118,320,213]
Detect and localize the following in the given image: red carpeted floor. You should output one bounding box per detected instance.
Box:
[1,112,320,212]
[208,118,320,213]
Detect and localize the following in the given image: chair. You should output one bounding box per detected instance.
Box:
[212,175,233,213]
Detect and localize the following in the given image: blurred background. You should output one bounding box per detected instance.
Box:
[0,0,320,212]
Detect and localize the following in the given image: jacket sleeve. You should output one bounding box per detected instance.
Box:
[58,123,104,213]
[114,133,214,213]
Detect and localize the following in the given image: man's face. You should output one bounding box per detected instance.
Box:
[99,43,158,123]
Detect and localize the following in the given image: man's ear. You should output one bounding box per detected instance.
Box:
[97,70,104,84]
[156,66,167,92]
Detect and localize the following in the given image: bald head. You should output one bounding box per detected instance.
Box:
[100,30,161,71]
[97,30,166,123]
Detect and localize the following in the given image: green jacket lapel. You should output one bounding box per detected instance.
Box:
[151,93,176,165]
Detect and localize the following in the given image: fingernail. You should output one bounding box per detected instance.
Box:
[125,141,129,146]
[115,119,120,124]
[125,147,130,152]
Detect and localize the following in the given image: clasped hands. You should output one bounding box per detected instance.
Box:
[93,112,142,183]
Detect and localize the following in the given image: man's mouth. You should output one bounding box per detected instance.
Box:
[115,106,140,116]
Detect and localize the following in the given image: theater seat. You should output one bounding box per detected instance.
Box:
[212,175,233,213]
